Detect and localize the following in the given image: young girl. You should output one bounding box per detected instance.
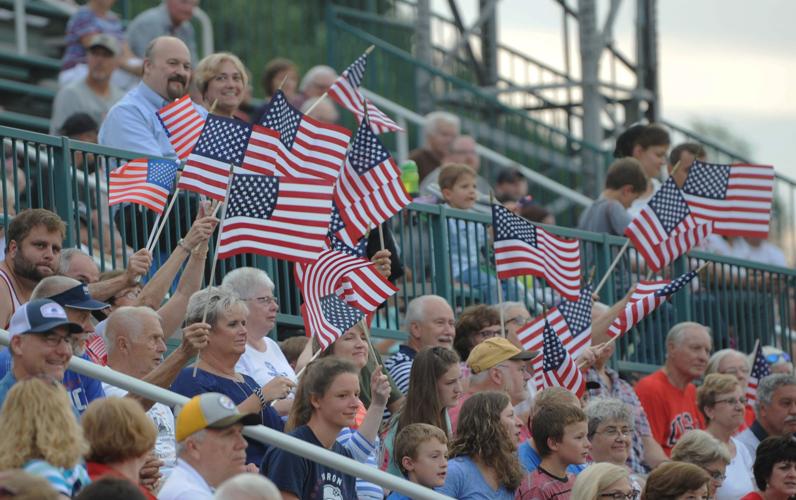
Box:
[382,346,462,476]
[438,391,524,499]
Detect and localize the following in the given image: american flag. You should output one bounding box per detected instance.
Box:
[535,319,585,396]
[216,173,334,263]
[624,178,713,273]
[605,269,699,340]
[178,115,251,201]
[337,177,410,246]
[327,200,367,255]
[85,334,107,366]
[156,95,205,160]
[239,124,281,176]
[258,90,350,180]
[108,158,179,214]
[327,52,402,135]
[518,285,593,361]
[682,160,775,238]
[492,204,581,301]
[746,342,772,402]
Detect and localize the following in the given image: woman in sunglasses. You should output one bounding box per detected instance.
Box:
[571,462,638,500]
[762,346,793,375]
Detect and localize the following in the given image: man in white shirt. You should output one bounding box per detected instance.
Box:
[159,392,260,499]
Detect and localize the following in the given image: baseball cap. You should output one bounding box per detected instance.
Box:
[87,33,121,56]
[176,393,261,442]
[467,337,538,374]
[8,299,83,337]
[49,283,109,311]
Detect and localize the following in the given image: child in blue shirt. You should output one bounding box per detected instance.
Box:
[387,423,449,500]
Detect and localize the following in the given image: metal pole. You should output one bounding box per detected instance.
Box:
[13,0,27,55]
[415,0,434,115]
[577,0,605,195]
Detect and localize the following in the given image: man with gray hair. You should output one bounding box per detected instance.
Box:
[214,473,280,500]
[409,111,461,180]
[735,373,796,456]
[127,0,199,63]
[634,321,712,455]
[383,294,455,394]
[298,65,337,102]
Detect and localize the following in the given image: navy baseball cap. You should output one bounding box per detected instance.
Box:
[8,299,83,337]
[49,284,109,311]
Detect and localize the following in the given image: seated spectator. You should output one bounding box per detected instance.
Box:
[706,349,755,427]
[296,65,337,108]
[127,0,199,63]
[736,373,796,456]
[760,346,793,375]
[518,198,555,225]
[60,248,100,285]
[170,287,291,466]
[159,393,260,500]
[419,136,491,200]
[634,322,711,455]
[251,58,299,122]
[613,124,671,217]
[280,336,309,370]
[671,430,731,498]
[438,391,523,499]
[667,142,706,186]
[641,461,710,500]
[516,404,591,499]
[74,477,146,500]
[494,167,529,209]
[0,378,89,497]
[731,237,788,268]
[390,423,449,498]
[497,301,534,349]
[577,158,647,235]
[742,434,796,500]
[59,0,142,88]
[409,111,461,180]
[194,52,248,118]
[383,347,462,476]
[81,397,158,499]
[585,398,636,472]
[697,373,756,499]
[262,358,363,499]
[571,462,635,500]
[452,304,502,364]
[300,96,340,123]
[0,470,60,500]
[213,473,280,500]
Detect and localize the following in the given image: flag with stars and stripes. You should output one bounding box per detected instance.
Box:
[746,342,772,402]
[156,95,205,160]
[109,158,179,214]
[327,52,402,135]
[238,124,281,176]
[624,178,713,273]
[258,90,351,180]
[682,160,774,238]
[327,200,367,256]
[177,115,252,200]
[605,269,699,340]
[216,173,335,263]
[300,250,397,349]
[533,319,585,396]
[336,177,410,246]
[517,285,593,364]
[492,203,581,301]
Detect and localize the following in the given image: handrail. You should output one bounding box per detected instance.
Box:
[0,330,450,500]
[192,6,215,58]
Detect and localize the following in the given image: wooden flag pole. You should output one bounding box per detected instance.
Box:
[146,188,181,254]
[208,98,218,115]
[295,348,324,379]
[144,212,162,252]
[489,192,507,337]
[594,240,630,295]
[359,318,381,367]
[305,45,376,117]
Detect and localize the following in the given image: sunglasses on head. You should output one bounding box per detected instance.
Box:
[767,352,792,364]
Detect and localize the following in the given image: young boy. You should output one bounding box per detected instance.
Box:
[577,158,647,236]
[387,423,449,499]
[516,404,591,500]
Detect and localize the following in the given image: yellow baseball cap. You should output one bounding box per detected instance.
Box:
[467,337,538,374]
[175,393,261,442]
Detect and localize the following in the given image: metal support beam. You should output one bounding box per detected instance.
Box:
[635,0,660,121]
[577,0,605,192]
[414,0,434,115]
[446,0,488,85]
[479,0,499,86]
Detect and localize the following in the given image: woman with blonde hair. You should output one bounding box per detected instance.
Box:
[572,462,637,500]
[671,429,731,499]
[0,378,89,498]
[193,52,249,118]
[642,461,711,500]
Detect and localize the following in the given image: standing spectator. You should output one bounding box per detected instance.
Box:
[577,158,647,236]
[438,391,524,499]
[409,111,461,180]
[0,378,89,497]
[571,463,635,500]
[634,322,711,455]
[51,34,125,134]
[390,423,449,497]
[384,295,455,395]
[736,374,796,456]
[670,430,731,498]
[742,435,796,500]
[193,52,248,118]
[127,0,199,63]
[640,461,710,500]
[613,124,671,218]
[697,374,756,499]
[706,349,755,427]
[262,358,364,500]
[159,393,260,500]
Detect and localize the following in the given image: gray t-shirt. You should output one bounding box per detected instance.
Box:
[50,79,125,134]
[126,4,198,63]
[577,196,631,236]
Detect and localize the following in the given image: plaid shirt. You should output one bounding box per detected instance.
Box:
[586,367,652,473]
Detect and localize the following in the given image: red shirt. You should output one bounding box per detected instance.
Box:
[634,370,703,456]
[85,462,157,500]
[739,493,763,500]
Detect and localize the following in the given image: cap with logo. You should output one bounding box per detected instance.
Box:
[87,33,121,56]
[466,336,538,374]
[175,392,261,442]
[49,283,109,311]
[8,299,83,337]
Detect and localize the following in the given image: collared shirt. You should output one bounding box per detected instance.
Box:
[99,82,207,160]
[158,459,214,500]
[384,344,417,395]
[736,420,769,458]
[126,4,198,63]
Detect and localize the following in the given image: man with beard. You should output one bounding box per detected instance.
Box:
[99,35,203,158]
[0,209,65,328]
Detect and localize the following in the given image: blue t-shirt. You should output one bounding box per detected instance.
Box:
[0,350,104,415]
[437,456,514,499]
[261,424,356,500]
[518,441,587,475]
[170,367,284,467]
[386,493,412,500]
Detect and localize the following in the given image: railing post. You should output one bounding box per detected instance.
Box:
[672,255,691,324]
[325,2,336,67]
[53,137,75,248]
[14,0,27,56]
[431,206,452,301]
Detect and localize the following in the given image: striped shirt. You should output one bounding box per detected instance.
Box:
[24,459,90,497]
[336,426,382,500]
[384,345,417,395]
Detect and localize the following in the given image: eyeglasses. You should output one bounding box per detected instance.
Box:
[767,352,792,364]
[37,333,72,347]
[506,315,532,326]
[477,328,502,339]
[595,426,634,439]
[245,296,279,306]
[714,397,747,407]
[702,467,726,482]
[599,491,639,500]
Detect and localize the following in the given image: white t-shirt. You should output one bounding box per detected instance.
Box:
[158,459,214,500]
[715,437,756,500]
[102,382,176,478]
[627,177,662,218]
[235,337,297,389]
[730,238,787,268]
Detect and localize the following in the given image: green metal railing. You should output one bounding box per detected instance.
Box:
[2,124,794,373]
